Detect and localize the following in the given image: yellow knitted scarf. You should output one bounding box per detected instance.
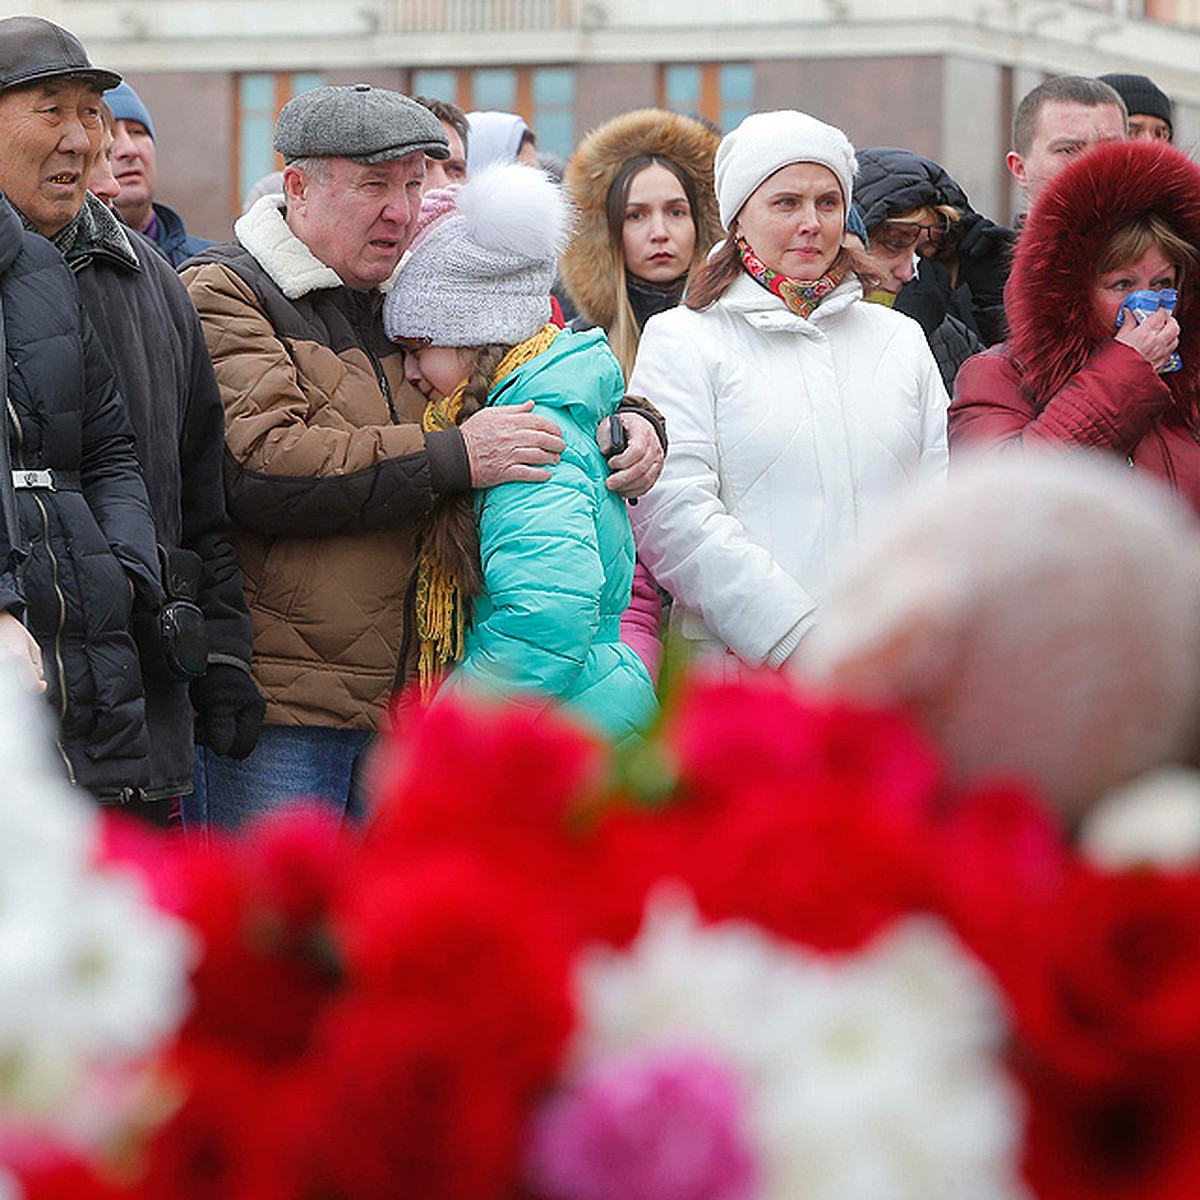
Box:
[416,323,562,693]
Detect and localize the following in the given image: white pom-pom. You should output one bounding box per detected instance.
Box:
[455,162,570,260]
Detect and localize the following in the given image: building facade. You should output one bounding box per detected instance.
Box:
[22,0,1200,239]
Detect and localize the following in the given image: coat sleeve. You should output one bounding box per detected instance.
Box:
[446,443,603,706]
[182,262,467,537]
[620,559,664,684]
[75,307,162,606]
[627,314,819,667]
[950,340,1173,454]
[166,273,253,662]
[913,325,950,473]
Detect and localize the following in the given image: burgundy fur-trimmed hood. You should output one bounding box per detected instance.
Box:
[1008,140,1200,409]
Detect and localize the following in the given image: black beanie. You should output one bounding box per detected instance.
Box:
[1098,73,1173,134]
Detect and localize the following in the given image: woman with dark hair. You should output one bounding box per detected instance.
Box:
[627,111,948,673]
[561,108,722,379]
[951,139,1200,514]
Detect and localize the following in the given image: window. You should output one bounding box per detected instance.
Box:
[719,64,754,132]
[414,66,577,164]
[531,67,575,160]
[660,63,755,134]
[235,71,326,211]
[473,68,518,110]
[663,64,702,117]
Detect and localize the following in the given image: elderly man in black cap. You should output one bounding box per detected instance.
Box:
[182,84,665,828]
[0,15,262,824]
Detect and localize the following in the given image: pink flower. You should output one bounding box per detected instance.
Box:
[525,1046,757,1200]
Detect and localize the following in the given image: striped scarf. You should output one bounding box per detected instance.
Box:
[736,234,843,319]
[415,323,562,693]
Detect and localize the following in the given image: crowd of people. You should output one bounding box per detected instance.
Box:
[0,11,1193,834]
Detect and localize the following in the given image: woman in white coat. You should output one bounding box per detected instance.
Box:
[629,110,948,671]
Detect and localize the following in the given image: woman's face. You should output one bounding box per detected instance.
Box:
[404,345,472,402]
[1091,245,1177,329]
[868,209,951,294]
[735,162,844,280]
[868,241,918,294]
[621,162,697,285]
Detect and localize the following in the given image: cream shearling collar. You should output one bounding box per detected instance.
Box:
[234,193,403,300]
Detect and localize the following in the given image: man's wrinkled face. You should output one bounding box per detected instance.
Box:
[1006,100,1126,204]
[0,78,104,236]
[284,153,426,291]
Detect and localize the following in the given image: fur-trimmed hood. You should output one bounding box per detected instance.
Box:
[1008,140,1200,408]
[560,108,722,330]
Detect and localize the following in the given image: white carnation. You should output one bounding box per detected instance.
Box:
[573,885,1029,1200]
[1080,767,1200,868]
[0,658,194,1151]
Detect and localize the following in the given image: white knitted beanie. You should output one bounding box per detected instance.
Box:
[714,110,858,229]
[384,162,568,347]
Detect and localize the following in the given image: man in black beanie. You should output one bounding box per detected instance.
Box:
[1098,72,1173,143]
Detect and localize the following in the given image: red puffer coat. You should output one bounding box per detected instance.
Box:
[950,140,1200,514]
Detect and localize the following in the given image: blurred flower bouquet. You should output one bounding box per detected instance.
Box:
[11,671,1200,1200]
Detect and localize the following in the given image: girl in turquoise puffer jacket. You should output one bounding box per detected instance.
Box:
[383,163,656,742]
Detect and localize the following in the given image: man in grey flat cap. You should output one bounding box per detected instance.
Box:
[183,84,665,829]
[0,15,261,824]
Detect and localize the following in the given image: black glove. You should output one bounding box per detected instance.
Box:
[190,662,265,760]
[894,258,955,338]
[952,211,1015,308]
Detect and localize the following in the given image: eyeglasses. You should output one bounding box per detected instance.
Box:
[873,215,955,253]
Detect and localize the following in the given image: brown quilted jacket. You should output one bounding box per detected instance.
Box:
[182,198,471,729]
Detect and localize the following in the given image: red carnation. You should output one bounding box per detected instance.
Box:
[1018,865,1200,1082]
[130,1045,310,1200]
[370,695,605,850]
[306,999,524,1200]
[1022,1059,1200,1200]
[172,809,349,1066]
[336,848,574,1098]
[932,782,1068,1001]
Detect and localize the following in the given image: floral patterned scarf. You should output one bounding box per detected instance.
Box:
[736,234,843,319]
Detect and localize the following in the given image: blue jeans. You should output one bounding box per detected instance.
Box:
[186,725,373,834]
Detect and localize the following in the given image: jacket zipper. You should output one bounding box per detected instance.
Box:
[368,345,399,424]
[7,397,75,784]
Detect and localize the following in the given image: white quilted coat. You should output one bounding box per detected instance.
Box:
[628,272,949,668]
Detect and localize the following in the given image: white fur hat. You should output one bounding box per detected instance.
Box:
[714,110,857,229]
[384,162,568,347]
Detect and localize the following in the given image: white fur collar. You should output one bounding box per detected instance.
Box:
[234,194,347,300]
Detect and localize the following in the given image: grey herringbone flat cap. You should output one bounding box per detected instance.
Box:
[273,83,449,164]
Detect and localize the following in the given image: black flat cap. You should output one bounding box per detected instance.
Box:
[274,84,449,164]
[0,16,120,94]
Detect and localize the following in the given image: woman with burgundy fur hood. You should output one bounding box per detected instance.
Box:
[951,140,1200,514]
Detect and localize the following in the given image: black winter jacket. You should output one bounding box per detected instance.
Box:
[0,194,162,795]
[855,146,1015,348]
[62,196,253,800]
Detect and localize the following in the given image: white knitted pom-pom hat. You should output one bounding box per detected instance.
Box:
[714,110,857,230]
[384,162,569,347]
